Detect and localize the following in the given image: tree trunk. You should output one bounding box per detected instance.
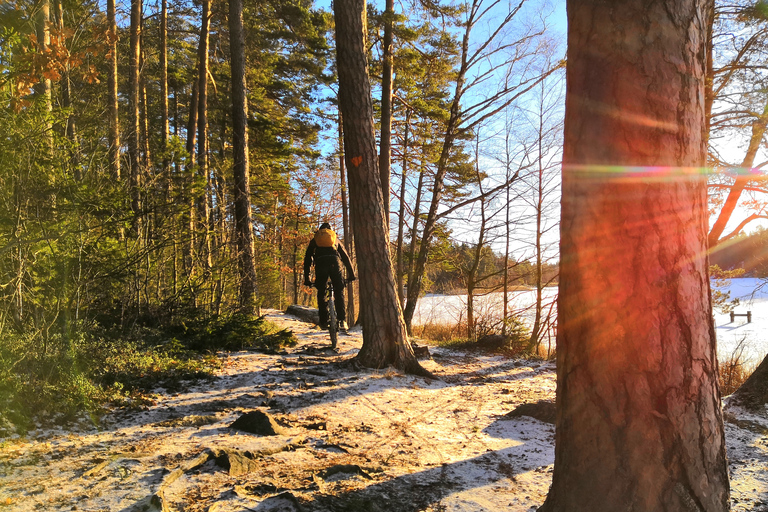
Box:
[730,352,768,410]
[107,0,120,180]
[160,0,170,188]
[466,138,485,342]
[140,49,152,176]
[502,127,511,336]
[197,0,212,277]
[35,0,51,112]
[395,109,411,307]
[229,0,258,314]
[403,142,426,334]
[128,0,142,226]
[58,2,79,180]
[540,1,729,510]
[528,89,546,352]
[334,0,428,376]
[378,0,394,235]
[338,113,356,325]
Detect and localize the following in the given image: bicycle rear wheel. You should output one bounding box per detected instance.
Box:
[327,287,338,349]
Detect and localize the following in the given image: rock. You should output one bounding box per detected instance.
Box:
[504,400,556,424]
[230,410,287,436]
[285,305,319,325]
[477,334,510,351]
[212,449,260,477]
[258,492,304,511]
[317,464,372,481]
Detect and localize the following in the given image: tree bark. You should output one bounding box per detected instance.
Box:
[107,0,120,180]
[338,113,356,325]
[128,0,142,226]
[197,0,212,276]
[395,109,411,308]
[540,1,729,511]
[334,0,428,376]
[229,0,258,314]
[378,0,394,235]
[160,0,170,187]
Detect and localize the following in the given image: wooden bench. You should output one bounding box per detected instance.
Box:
[730,311,752,323]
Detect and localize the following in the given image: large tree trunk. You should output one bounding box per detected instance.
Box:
[35,0,51,112]
[334,0,428,376]
[107,0,120,180]
[403,141,426,334]
[229,0,258,314]
[540,1,729,511]
[730,352,768,410]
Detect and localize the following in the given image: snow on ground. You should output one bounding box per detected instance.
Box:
[1,299,767,511]
[0,311,557,512]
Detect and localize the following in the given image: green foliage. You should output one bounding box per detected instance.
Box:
[0,314,295,435]
[418,314,532,357]
[0,325,218,435]
[166,313,297,352]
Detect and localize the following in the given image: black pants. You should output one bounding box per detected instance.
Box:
[315,256,346,325]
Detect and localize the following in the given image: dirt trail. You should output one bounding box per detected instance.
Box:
[7,308,717,512]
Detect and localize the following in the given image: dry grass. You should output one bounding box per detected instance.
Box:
[412,320,553,360]
[413,322,467,343]
[719,336,756,396]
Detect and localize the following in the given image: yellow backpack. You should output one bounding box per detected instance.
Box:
[314,228,337,248]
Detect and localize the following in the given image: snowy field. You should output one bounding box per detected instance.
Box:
[714,278,768,368]
[413,278,768,367]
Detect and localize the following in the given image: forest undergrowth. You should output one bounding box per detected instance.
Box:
[0,307,545,438]
[0,315,297,435]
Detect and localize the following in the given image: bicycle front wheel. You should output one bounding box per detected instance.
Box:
[328,289,338,349]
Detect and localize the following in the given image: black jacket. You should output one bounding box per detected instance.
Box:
[303,237,355,279]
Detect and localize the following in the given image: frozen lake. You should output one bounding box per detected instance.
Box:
[713,278,768,367]
[412,278,768,367]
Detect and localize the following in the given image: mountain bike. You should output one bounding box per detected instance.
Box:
[316,276,341,349]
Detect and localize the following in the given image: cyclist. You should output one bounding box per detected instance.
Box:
[303,222,356,331]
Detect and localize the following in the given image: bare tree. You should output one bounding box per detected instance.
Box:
[540,0,729,510]
[402,0,560,332]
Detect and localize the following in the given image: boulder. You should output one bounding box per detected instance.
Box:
[504,400,556,424]
[230,410,287,436]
